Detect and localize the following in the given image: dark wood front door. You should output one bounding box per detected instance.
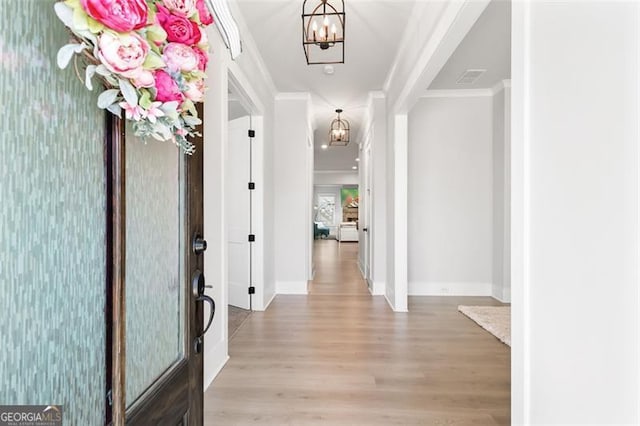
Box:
[106,108,208,425]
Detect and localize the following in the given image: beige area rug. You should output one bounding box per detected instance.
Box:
[228,305,251,340]
[458,305,511,347]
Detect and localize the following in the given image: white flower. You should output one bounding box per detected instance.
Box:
[119,101,144,121]
[143,102,166,123]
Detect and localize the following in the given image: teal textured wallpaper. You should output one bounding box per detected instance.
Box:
[125,126,185,407]
[0,1,106,424]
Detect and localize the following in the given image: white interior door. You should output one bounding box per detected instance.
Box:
[227,116,251,310]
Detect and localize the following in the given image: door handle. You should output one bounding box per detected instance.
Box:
[197,294,215,336]
[192,270,215,354]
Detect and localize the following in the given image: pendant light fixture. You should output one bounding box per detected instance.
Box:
[329,109,350,146]
[302,0,345,65]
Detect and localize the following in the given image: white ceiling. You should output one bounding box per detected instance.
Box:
[429,0,511,90]
[235,0,416,170]
[233,0,511,170]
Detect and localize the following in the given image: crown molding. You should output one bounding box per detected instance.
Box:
[368,91,386,102]
[275,92,313,101]
[313,167,360,175]
[422,88,494,98]
[314,170,358,174]
[421,80,512,99]
[382,0,490,113]
[491,79,512,95]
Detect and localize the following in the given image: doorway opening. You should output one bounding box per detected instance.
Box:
[226,76,255,338]
[311,135,365,295]
[310,182,365,296]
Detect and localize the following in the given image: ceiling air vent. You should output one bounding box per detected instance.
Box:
[456,69,486,84]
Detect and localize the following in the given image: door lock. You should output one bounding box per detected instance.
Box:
[192,234,207,255]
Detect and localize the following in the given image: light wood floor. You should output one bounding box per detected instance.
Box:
[204,240,510,425]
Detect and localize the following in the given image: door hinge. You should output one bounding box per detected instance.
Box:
[248,234,255,242]
[106,389,113,407]
[248,286,255,295]
[248,182,255,190]
[248,129,255,138]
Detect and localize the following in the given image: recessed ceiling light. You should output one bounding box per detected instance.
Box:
[323,65,334,75]
[321,144,328,150]
[355,157,360,162]
[352,166,357,170]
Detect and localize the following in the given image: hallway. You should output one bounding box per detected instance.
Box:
[203,240,510,425]
[309,240,369,295]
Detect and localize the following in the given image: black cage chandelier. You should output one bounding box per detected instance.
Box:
[302,0,345,65]
[329,109,350,146]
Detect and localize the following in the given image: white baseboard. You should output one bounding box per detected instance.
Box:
[203,339,229,391]
[368,280,384,296]
[492,286,511,303]
[384,292,395,310]
[358,260,366,278]
[503,287,511,302]
[251,287,276,311]
[276,280,308,294]
[384,291,409,312]
[263,291,276,310]
[408,282,492,296]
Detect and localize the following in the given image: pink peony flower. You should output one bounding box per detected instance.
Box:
[156,4,202,45]
[154,70,183,102]
[184,80,204,102]
[163,43,199,73]
[192,47,208,71]
[97,32,149,78]
[161,0,197,18]
[132,69,155,88]
[81,0,148,33]
[196,0,214,25]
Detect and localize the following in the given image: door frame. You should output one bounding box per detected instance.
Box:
[225,69,265,311]
[201,52,267,391]
[226,115,253,311]
[107,110,205,425]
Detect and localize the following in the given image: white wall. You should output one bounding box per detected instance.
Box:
[384,111,397,308]
[358,144,367,277]
[273,94,313,294]
[202,15,277,389]
[512,2,640,423]
[492,84,511,302]
[314,171,358,185]
[202,25,230,391]
[359,93,388,296]
[380,1,490,312]
[408,94,493,296]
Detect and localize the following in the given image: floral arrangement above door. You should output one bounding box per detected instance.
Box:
[54,0,214,153]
